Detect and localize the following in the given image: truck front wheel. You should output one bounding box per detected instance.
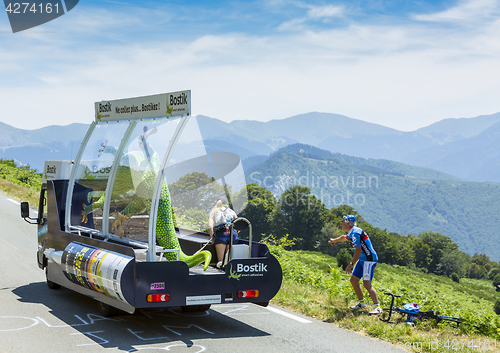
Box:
[45,268,61,290]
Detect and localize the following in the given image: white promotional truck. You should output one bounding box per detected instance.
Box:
[21,91,282,316]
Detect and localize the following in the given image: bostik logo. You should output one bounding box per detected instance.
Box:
[46,164,57,174]
[4,1,79,33]
[169,92,188,106]
[99,102,112,113]
[236,263,268,273]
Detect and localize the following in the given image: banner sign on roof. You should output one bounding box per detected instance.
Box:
[95,90,191,122]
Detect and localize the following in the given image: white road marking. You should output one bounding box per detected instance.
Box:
[0,316,39,331]
[227,312,270,315]
[8,198,38,215]
[127,344,206,352]
[1,238,21,251]
[162,324,214,336]
[70,331,108,346]
[221,304,249,315]
[7,198,19,205]
[264,306,312,323]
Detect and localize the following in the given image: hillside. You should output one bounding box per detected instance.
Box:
[258,144,462,181]
[415,112,500,142]
[198,112,402,148]
[0,122,88,147]
[199,112,500,183]
[2,112,500,182]
[405,121,500,182]
[247,145,500,261]
[0,122,87,172]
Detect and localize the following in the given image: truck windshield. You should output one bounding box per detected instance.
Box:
[67,116,248,250]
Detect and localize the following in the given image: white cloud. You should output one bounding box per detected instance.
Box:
[414,0,500,23]
[2,1,500,132]
[277,18,307,31]
[277,2,344,31]
[307,4,344,19]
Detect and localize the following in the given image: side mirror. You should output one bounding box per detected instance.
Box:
[21,202,30,218]
[21,202,38,225]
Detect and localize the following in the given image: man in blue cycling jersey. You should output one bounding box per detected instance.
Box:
[329,215,382,315]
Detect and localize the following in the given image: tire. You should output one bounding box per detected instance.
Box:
[45,268,61,290]
[180,304,211,312]
[197,304,211,311]
[96,301,120,317]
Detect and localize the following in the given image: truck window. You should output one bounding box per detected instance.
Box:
[38,187,47,225]
[69,121,130,233]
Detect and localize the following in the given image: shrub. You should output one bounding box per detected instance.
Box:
[493,274,500,292]
[336,248,351,270]
[494,298,500,315]
[451,273,460,283]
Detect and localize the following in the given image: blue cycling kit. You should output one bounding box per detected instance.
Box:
[346,226,378,262]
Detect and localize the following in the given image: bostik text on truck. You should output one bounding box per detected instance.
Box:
[21,91,282,316]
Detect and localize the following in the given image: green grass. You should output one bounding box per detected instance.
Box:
[0,179,40,204]
[377,264,496,313]
[0,159,41,204]
[267,242,500,352]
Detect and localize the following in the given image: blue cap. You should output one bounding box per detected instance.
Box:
[343,215,356,222]
[218,196,228,204]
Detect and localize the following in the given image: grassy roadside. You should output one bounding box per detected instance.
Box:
[268,244,500,352]
[0,159,41,205]
[0,179,40,205]
[273,278,499,352]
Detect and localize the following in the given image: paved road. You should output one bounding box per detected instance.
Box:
[0,191,406,353]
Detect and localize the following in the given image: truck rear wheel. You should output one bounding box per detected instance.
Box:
[45,268,61,290]
[180,304,211,312]
[96,301,120,317]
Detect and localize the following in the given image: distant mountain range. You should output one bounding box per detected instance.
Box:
[2,112,500,259]
[2,112,500,182]
[198,112,500,183]
[0,121,87,171]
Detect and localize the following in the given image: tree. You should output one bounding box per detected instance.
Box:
[471,253,492,274]
[336,248,352,270]
[494,298,500,315]
[168,172,226,231]
[493,274,500,292]
[168,172,226,215]
[419,231,459,273]
[238,183,277,241]
[318,223,350,256]
[327,205,360,224]
[410,236,432,270]
[272,185,327,250]
[395,240,415,267]
[488,265,500,280]
[468,263,486,279]
[437,250,467,278]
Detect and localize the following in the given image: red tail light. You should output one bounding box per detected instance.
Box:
[147,294,170,303]
[237,290,259,298]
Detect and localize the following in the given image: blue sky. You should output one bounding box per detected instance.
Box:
[1,0,500,131]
